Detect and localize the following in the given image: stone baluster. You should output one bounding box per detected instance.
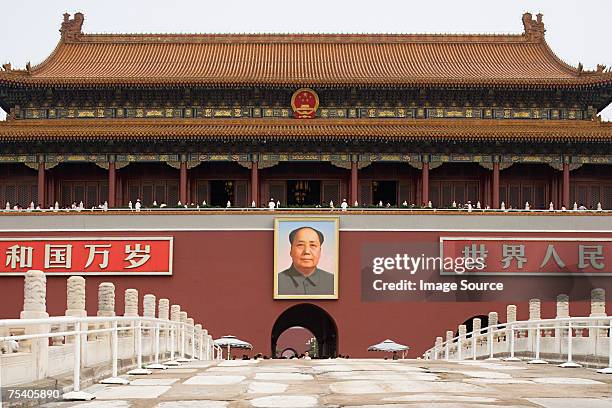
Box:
[506,305,517,353]
[124,289,139,317]
[528,298,541,350]
[158,299,170,354]
[20,270,49,380]
[194,324,203,359]
[203,329,210,360]
[590,288,606,338]
[97,283,115,317]
[458,324,467,356]
[171,305,181,353]
[434,336,443,359]
[446,331,453,359]
[65,276,89,349]
[187,318,195,356]
[488,312,499,349]
[66,276,86,317]
[554,294,569,342]
[143,294,156,318]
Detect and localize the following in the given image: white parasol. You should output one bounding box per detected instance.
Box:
[368,339,410,359]
[214,335,253,360]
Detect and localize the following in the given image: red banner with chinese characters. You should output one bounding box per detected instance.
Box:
[440,237,612,276]
[0,237,172,275]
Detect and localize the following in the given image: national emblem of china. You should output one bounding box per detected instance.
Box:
[291,88,319,119]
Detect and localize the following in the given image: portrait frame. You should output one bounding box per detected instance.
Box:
[274,217,339,300]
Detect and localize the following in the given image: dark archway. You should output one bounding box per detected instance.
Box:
[271,304,338,358]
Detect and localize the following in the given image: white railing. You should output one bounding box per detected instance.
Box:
[423,315,612,374]
[0,270,223,403]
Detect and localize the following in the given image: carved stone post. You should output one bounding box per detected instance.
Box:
[445,330,453,359]
[488,312,499,346]
[143,294,156,318]
[21,270,49,381]
[65,276,87,352]
[97,283,115,317]
[124,289,139,317]
[506,305,517,353]
[194,324,202,360]
[458,324,467,358]
[528,298,541,351]
[158,299,170,354]
[555,294,569,345]
[66,276,86,317]
[171,305,181,355]
[590,288,606,338]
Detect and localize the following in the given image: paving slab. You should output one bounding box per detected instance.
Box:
[527,398,612,408]
[183,375,246,385]
[95,385,171,399]
[40,358,612,407]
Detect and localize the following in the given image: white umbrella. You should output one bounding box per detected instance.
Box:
[368,339,410,359]
[214,335,253,360]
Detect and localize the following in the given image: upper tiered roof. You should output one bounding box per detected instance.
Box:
[1,12,611,89]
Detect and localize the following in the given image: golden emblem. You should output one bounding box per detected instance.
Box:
[291,88,319,119]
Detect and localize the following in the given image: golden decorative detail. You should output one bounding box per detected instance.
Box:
[377,110,394,117]
[135,109,144,118]
[165,161,181,169]
[258,160,279,169]
[24,162,39,170]
[264,108,273,117]
[115,161,130,170]
[429,161,444,170]
[320,109,329,118]
[281,109,289,117]
[368,109,376,118]
[165,108,173,118]
[337,109,346,118]
[67,109,76,118]
[204,108,213,117]
[95,162,110,170]
[446,110,463,118]
[234,108,242,117]
[348,109,357,118]
[499,163,513,170]
[78,110,95,118]
[96,108,105,117]
[465,109,473,118]
[503,109,511,119]
[417,108,425,118]
[44,162,59,170]
[237,161,253,169]
[214,109,232,117]
[512,110,531,118]
[330,160,352,170]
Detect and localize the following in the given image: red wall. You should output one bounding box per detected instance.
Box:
[0,229,608,357]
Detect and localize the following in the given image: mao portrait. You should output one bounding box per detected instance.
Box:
[274,218,339,299]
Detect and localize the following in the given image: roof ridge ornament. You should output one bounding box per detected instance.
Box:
[60,12,84,41]
[522,12,545,41]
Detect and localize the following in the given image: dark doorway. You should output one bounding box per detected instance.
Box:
[210,180,235,206]
[287,180,321,206]
[271,304,338,358]
[372,180,397,206]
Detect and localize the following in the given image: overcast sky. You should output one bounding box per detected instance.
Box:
[1,0,610,120]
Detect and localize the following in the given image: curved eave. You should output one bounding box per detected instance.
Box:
[2,73,612,90]
[0,118,610,143]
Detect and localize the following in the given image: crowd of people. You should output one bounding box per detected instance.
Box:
[1,198,605,212]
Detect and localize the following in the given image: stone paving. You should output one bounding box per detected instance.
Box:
[44,358,612,407]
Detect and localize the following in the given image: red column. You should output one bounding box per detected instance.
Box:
[350,160,358,205]
[421,162,429,206]
[108,161,116,208]
[180,161,188,204]
[562,162,570,209]
[251,160,259,206]
[492,161,500,209]
[37,162,45,208]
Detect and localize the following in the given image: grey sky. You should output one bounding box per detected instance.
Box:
[1,0,610,120]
